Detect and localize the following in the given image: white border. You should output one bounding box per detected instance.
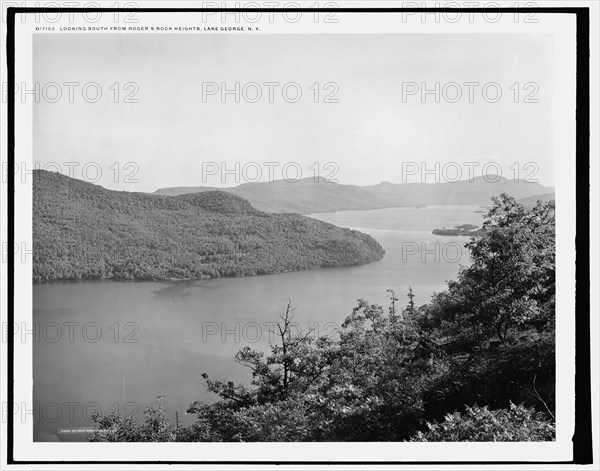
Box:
[0,1,596,469]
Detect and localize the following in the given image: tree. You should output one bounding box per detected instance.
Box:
[430,194,555,346]
[89,396,179,442]
[406,286,416,317]
[420,195,556,419]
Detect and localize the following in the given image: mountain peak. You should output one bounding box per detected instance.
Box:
[294,176,335,185]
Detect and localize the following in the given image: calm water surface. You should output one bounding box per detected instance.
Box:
[33,205,483,441]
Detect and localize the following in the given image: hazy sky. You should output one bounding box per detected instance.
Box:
[34,33,555,191]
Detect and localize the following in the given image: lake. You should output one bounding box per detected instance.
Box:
[32,205,484,441]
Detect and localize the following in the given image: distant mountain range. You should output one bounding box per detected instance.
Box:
[516,192,556,208]
[156,176,554,214]
[33,170,384,282]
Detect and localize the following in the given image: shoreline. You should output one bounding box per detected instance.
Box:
[31,255,386,286]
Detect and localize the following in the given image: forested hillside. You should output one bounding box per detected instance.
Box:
[90,195,556,442]
[33,170,384,282]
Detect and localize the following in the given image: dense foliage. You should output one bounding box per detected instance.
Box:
[411,403,555,442]
[33,170,384,282]
[89,194,555,442]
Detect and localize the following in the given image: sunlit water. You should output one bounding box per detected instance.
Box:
[33,205,484,441]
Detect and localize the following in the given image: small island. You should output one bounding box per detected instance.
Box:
[432,224,484,237]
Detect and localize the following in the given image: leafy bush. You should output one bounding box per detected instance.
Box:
[89,397,180,442]
[410,403,555,442]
